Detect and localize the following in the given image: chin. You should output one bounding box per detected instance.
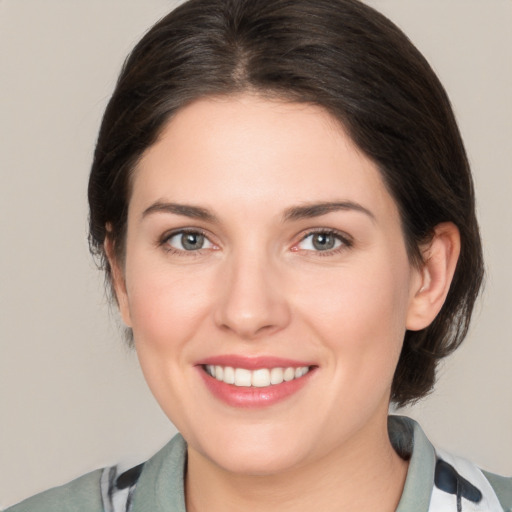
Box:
[209,444,307,476]
[188,423,314,476]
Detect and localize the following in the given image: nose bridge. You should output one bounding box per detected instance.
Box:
[214,244,290,339]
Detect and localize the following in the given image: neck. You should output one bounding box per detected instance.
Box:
[185,413,409,512]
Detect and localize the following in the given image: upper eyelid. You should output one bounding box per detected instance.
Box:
[161,227,211,241]
[159,229,218,256]
[158,227,352,250]
[158,227,216,250]
[297,228,352,244]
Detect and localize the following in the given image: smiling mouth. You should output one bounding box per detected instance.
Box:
[203,365,312,387]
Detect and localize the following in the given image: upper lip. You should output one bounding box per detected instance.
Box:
[196,355,315,370]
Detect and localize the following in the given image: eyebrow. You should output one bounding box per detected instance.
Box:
[141,200,375,224]
[142,201,218,223]
[282,201,375,222]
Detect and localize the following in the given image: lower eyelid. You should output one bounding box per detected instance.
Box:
[161,229,215,251]
[296,231,351,251]
[159,229,351,254]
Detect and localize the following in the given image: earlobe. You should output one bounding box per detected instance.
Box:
[406,222,461,331]
[104,235,133,327]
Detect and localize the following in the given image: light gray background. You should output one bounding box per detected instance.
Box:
[1,0,511,508]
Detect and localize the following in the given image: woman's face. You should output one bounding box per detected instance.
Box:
[115,94,424,475]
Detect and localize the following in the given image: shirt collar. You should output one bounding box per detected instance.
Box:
[391,415,436,512]
[131,415,436,512]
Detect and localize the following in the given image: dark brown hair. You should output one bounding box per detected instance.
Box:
[88,0,484,406]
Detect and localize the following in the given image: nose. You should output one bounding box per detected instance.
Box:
[213,251,291,340]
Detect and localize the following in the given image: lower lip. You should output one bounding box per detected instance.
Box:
[198,367,314,408]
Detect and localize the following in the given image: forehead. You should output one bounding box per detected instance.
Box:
[131,94,397,222]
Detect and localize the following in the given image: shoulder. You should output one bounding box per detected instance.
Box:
[483,471,512,512]
[433,446,512,512]
[4,469,104,512]
[3,462,147,512]
[390,416,512,512]
[3,434,186,512]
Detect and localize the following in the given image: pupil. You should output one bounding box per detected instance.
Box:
[182,233,204,250]
[313,233,334,250]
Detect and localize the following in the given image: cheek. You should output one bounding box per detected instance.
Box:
[124,255,214,353]
[291,255,412,377]
[123,255,217,428]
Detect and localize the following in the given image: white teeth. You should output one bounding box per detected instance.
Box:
[223,366,235,384]
[206,365,310,387]
[252,369,270,387]
[270,367,284,385]
[295,367,308,378]
[234,368,252,387]
[283,367,295,381]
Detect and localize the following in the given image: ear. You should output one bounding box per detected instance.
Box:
[104,234,133,327]
[406,222,461,331]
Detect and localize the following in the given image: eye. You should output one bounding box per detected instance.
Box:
[296,231,349,252]
[164,230,215,252]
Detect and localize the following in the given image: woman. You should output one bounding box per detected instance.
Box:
[5,0,511,510]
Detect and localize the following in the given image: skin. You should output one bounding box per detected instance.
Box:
[108,94,460,512]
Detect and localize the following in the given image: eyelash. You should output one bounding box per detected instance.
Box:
[294,228,353,256]
[159,228,215,256]
[158,228,353,256]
